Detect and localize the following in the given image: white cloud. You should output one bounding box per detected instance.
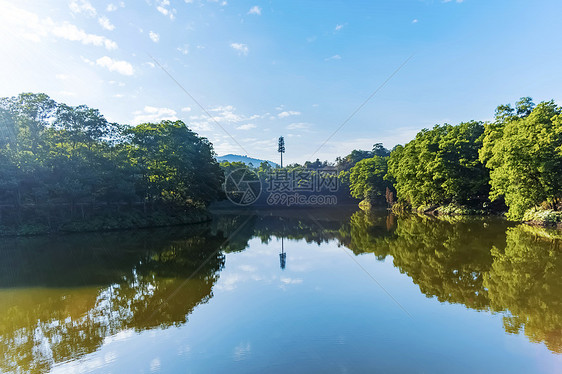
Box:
[325,54,341,61]
[335,24,344,31]
[230,43,249,56]
[157,6,169,16]
[233,342,251,361]
[239,265,257,272]
[106,2,125,11]
[189,105,263,132]
[96,56,134,75]
[287,122,310,130]
[150,358,161,372]
[248,6,261,15]
[55,74,69,80]
[69,0,97,17]
[149,31,160,43]
[0,3,118,50]
[108,80,125,86]
[177,45,189,55]
[156,0,176,20]
[181,107,192,112]
[236,123,257,130]
[280,277,303,284]
[80,56,94,65]
[52,22,118,49]
[98,16,115,31]
[278,111,300,118]
[132,106,178,124]
[412,19,419,24]
[59,90,76,97]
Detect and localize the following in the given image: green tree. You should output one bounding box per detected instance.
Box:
[349,156,390,203]
[479,100,562,219]
[388,122,489,208]
[0,93,225,231]
[127,120,224,207]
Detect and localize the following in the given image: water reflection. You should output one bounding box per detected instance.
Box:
[0,209,561,373]
[347,212,562,353]
[0,226,226,373]
[486,225,562,353]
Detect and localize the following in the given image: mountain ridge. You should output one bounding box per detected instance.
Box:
[216,154,278,167]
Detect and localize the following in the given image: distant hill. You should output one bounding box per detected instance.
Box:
[217,154,278,167]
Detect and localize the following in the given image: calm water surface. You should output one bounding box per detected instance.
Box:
[1,208,562,373]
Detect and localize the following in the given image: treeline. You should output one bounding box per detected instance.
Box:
[347,97,562,222]
[0,93,224,233]
[217,143,392,206]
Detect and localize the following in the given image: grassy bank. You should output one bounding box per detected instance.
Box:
[522,207,562,229]
[388,201,561,229]
[0,207,212,236]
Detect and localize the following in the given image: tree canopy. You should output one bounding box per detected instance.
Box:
[480,99,562,219]
[0,93,224,232]
[387,121,488,208]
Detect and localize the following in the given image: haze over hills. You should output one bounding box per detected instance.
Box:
[217,154,278,168]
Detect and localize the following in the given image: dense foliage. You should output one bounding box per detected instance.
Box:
[0,93,224,231]
[386,121,489,208]
[479,99,562,219]
[347,97,562,221]
[348,155,391,203]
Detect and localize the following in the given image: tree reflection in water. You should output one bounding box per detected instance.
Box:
[348,211,562,353]
[1,209,562,373]
[0,226,226,373]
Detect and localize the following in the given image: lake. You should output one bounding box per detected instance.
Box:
[1,208,561,373]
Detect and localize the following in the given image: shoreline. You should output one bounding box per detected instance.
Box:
[385,202,562,230]
[0,209,213,237]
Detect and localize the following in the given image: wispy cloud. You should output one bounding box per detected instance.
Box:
[96,56,134,76]
[248,6,261,15]
[98,16,115,31]
[69,0,97,17]
[177,44,189,55]
[132,106,178,124]
[412,19,419,24]
[334,23,344,31]
[325,54,341,61]
[278,111,301,118]
[156,0,176,20]
[189,105,263,132]
[149,31,160,43]
[1,3,119,50]
[280,277,303,284]
[106,2,124,12]
[287,122,311,130]
[59,90,76,97]
[236,123,257,130]
[230,43,249,55]
[52,23,118,49]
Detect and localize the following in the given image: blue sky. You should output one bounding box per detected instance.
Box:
[1,0,561,164]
